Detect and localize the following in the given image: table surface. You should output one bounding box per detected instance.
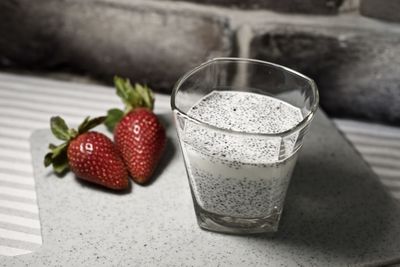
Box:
[0,72,400,266]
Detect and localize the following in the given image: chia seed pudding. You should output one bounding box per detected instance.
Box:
[182,91,303,218]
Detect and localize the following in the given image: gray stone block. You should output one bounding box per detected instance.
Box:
[360,0,400,23]
[339,0,360,13]
[166,0,344,14]
[0,0,232,92]
[250,25,400,125]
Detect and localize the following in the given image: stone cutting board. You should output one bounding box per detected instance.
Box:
[3,111,400,266]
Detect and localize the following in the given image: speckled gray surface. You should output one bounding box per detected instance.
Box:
[3,111,400,266]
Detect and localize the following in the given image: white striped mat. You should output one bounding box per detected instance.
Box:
[0,72,171,256]
[334,119,400,200]
[0,72,399,256]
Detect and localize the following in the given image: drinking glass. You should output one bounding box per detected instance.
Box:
[171,58,319,234]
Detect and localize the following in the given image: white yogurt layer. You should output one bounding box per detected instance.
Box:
[182,91,303,217]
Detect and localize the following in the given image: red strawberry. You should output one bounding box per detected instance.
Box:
[115,108,166,183]
[105,77,166,184]
[44,116,129,190]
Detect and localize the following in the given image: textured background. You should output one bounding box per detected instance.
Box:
[0,0,400,125]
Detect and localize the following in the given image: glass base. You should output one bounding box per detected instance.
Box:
[193,201,282,234]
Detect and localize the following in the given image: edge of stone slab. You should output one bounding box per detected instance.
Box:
[360,0,400,24]
[84,0,232,29]
[247,21,400,39]
[97,0,232,48]
[240,13,400,35]
[106,0,400,34]
[21,0,233,59]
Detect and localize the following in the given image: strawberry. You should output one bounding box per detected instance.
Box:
[105,77,166,184]
[114,108,166,184]
[44,116,129,190]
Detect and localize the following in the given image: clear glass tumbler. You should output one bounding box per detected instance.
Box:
[171,58,319,234]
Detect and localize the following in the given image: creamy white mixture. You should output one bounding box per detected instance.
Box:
[183,91,303,217]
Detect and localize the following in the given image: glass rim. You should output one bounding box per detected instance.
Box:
[171,57,319,138]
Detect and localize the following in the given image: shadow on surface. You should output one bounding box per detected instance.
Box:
[143,137,176,186]
[157,112,174,130]
[75,176,133,195]
[252,151,399,259]
[140,112,177,186]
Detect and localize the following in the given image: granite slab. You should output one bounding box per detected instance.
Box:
[3,111,400,266]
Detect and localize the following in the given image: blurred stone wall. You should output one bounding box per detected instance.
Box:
[0,0,399,125]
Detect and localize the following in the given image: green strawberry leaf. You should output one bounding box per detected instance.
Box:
[68,128,78,137]
[77,116,106,134]
[44,152,53,167]
[51,143,69,174]
[105,108,124,132]
[77,116,90,133]
[52,152,69,175]
[134,83,154,110]
[43,141,69,175]
[50,116,70,141]
[48,143,57,150]
[51,142,68,159]
[113,76,154,112]
[114,76,134,108]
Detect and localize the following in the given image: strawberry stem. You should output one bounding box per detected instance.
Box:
[105,76,155,132]
[105,109,124,132]
[113,76,154,112]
